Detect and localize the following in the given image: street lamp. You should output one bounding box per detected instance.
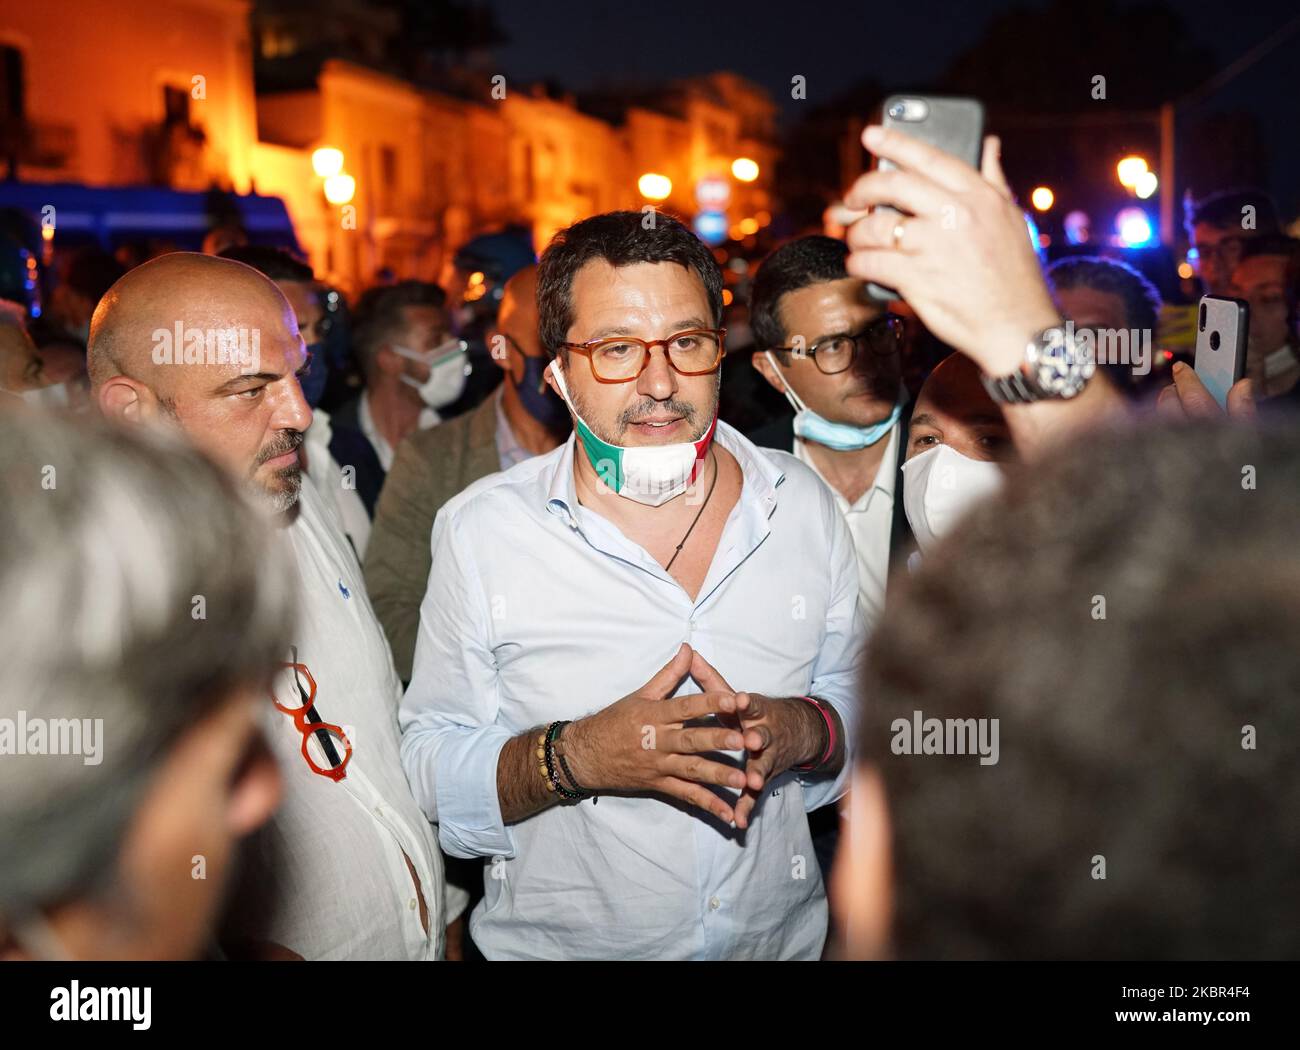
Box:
[312,147,344,178]
[638,173,672,200]
[1117,155,1149,190]
[1134,170,1159,200]
[731,157,759,182]
[1030,186,1054,211]
[324,173,356,205]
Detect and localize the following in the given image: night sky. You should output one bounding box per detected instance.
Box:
[491,0,1300,217]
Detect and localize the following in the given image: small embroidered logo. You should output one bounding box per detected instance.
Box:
[338,579,351,600]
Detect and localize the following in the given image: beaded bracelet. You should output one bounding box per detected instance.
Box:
[552,721,592,801]
[792,696,836,773]
[543,720,586,802]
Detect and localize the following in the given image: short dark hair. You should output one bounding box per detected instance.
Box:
[1185,187,1280,236]
[63,248,126,305]
[1046,255,1162,334]
[536,211,722,357]
[859,420,1300,960]
[351,280,447,374]
[217,245,315,284]
[749,235,851,351]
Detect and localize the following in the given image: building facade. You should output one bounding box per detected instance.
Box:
[2,0,778,293]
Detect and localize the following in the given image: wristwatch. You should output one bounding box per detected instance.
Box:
[981,323,1096,403]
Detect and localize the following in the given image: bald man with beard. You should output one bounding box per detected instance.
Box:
[89,252,446,960]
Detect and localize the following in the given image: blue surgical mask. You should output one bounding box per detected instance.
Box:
[765,350,903,451]
[299,342,328,408]
[515,355,570,429]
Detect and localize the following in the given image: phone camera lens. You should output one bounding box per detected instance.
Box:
[887,102,905,119]
[1210,330,1221,351]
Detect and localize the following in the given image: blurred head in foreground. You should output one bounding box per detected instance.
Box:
[0,411,292,959]
[833,419,1300,959]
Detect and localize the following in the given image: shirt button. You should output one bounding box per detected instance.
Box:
[709,896,721,911]
[409,898,418,911]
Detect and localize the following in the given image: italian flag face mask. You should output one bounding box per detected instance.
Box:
[548,358,717,507]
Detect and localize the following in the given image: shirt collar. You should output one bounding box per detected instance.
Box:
[794,419,900,510]
[360,391,438,469]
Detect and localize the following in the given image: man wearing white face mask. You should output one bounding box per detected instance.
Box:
[902,353,1014,565]
[330,281,469,515]
[749,236,911,628]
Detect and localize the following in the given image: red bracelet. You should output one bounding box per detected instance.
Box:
[792,695,836,773]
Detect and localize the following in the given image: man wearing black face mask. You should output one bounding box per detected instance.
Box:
[366,265,568,682]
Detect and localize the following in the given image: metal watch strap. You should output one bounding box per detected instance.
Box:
[981,366,1040,404]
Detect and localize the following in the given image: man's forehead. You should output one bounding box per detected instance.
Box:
[1195,223,1240,242]
[570,260,709,330]
[401,303,446,326]
[1055,284,1126,323]
[781,277,878,327]
[574,259,706,302]
[278,279,321,311]
[918,357,1001,418]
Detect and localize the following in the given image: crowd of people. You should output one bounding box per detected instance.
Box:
[1,122,1297,961]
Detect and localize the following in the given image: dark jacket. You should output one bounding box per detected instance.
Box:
[746,404,914,574]
[328,396,386,518]
[363,394,502,680]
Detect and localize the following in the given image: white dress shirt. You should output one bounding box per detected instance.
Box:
[400,421,863,960]
[229,480,445,959]
[792,421,899,630]
[358,391,438,473]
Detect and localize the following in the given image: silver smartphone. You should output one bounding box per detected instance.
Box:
[1193,295,1249,408]
[868,95,985,302]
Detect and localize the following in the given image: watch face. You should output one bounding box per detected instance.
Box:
[1031,327,1094,397]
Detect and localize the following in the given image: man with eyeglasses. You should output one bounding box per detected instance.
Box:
[749,235,910,629]
[400,211,862,959]
[1185,187,1281,297]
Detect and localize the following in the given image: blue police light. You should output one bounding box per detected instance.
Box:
[1064,210,1090,245]
[1023,210,1045,262]
[1116,207,1155,248]
[694,211,728,246]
